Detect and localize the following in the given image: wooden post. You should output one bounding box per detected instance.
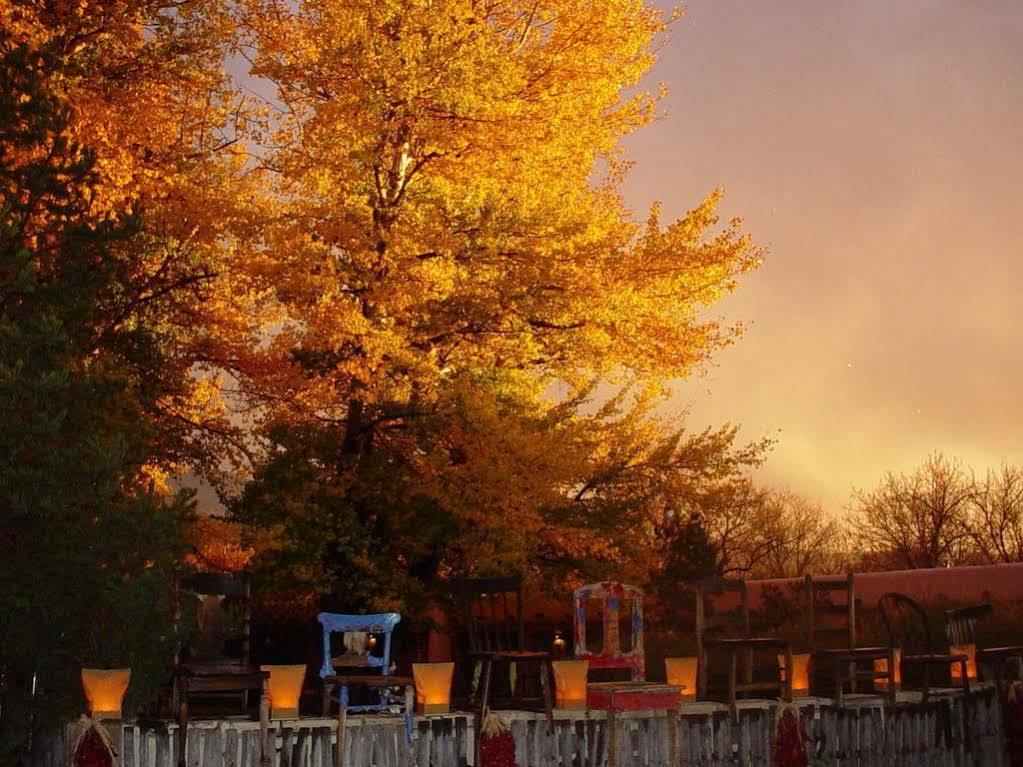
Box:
[259,676,270,767]
[834,654,844,707]
[783,646,794,703]
[607,708,619,767]
[729,651,738,722]
[322,681,331,717]
[335,704,347,767]
[404,683,415,767]
[695,583,707,700]
[177,674,188,767]
[885,647,897,707]
[668,708,679,767]
[540,659,554,734]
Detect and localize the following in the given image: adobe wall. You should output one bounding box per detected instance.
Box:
[747,561,1023,608]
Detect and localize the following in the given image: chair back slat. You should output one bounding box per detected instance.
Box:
[455,576,525,654]
[804,573,857,651]
[878,593,932,654]
[944,603,992,646]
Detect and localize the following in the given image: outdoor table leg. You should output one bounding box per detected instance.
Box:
[886,648,897,706]
[322,680,332,716]
[783,646,794,702]
[833,655,844,707]
[540,658,554,733]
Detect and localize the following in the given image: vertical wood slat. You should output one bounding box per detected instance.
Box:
[430,719,444,767]
[200,724,220,767]
[224,729,239,767]
[147,727,159,767]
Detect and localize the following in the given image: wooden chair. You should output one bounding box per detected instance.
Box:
[173,572,269,767]
[693,577,792,717]
[454,576,553,726]
[804,574,896,705]
[878,592,969,702]
[944,603,1023,686]
[572,582,646,681]
[317,612,413,719]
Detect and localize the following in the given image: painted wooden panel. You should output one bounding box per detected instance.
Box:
[573,582,646,681]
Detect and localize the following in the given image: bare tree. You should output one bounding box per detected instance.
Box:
[684,477,777,577]
[850,452,974,570]
[969,463,1023,563]
[753,489,848,578]
[687,482,845,578]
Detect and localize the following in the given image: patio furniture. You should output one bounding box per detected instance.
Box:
[572,581,645,681]
[944,602,1023,685]
[878,592,969,702]
[693,577,792,717]
[317,612,413,721]
[586,681,682,767]
[454,576,554,725]
[573,581,684,765]
[173,572,269,767]
[803,573,896,705]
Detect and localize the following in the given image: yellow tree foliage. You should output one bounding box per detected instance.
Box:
[236,0,757,397]
[186,517,256,573]
[225,0,765,603]
[5,0,766,603]
[3,0,261,489]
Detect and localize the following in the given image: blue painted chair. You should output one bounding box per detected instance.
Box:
[316,612,414,732]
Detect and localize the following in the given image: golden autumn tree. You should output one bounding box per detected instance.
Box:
[228,0,764,615]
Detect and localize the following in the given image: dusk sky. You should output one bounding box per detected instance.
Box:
[626,1,1023,512]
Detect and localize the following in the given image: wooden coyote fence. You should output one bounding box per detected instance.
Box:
[42,689,1007,767]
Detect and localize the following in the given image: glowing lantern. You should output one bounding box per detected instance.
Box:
[777,653,811,697]
[551,660,589,709]
[412,663,454,714]
[261,665,306,719]
[664,657,698,702]
[81,668,131,719]
[950,644,978,684]
[552,631,568,657]
[874,649,902,691]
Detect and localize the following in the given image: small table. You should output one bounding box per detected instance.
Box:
[175,666,270,767]
[323,673,415,760]
[586,682,682,767]
[322,673,415,715]
[813,646,896,705]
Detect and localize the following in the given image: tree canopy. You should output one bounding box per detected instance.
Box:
[220,0,764,616]
[1,0,769,745]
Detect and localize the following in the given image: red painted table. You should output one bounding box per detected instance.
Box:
[587,681,682,712]
[586,682,682,767]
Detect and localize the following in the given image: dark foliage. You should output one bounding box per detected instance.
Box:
[0,43,191,760]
